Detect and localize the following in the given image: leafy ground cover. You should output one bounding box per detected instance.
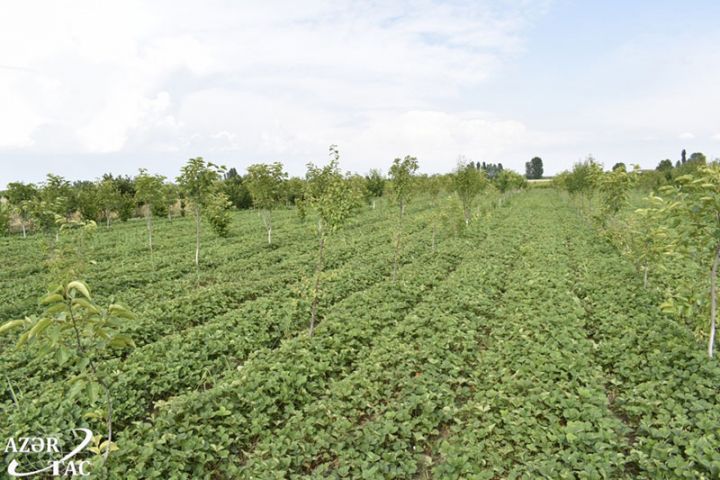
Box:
[1,191,718,479]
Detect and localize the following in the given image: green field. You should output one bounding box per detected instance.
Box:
[2,190,719,479]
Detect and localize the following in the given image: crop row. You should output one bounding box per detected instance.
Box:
[566,209,720,478]
[428,197,628,478]
[103,199,517,478]
[0,203,423,393]
[234,207,529,478]
[1,205,437,442]
[106,230,478,477]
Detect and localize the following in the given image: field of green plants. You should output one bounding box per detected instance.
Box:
[2,185,718,479]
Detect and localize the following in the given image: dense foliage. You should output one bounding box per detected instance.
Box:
[0,156,718,479]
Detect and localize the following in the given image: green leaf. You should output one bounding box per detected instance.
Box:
[40,293,64,305]
[87,382,100,404]
[68,378,86,400]
[45,303,67,315]
[55,346,71,365]
[68,280,91,300]
[108,334,136,349]
[0,319,28,335]
[109,304,135,320]
[28,317,53,339]
[72,297,100,314]
[16,331,30,348]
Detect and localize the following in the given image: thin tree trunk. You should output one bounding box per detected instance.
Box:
[146,209,153,255]
[5,374,20,411]
[106,211,110,228]
[643,261,649,289]
[709,243,720,358]
[263,211,272,245]
[104,385,113,460]
[21,222,26,238]
[194,206,201,268]
[310,221,324,337]
[392,230,401,282]
[372,199,376,210]
[68,301,113,460]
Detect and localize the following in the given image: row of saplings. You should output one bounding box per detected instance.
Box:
[0,147,521,474]
[0,152,526,241]
[555,157,720,360]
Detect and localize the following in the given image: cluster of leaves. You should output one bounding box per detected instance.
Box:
[525,156,544,179]
[388,155,419,217]
[495,169,528,193]
[452,159,487,226]
[1,280,135,464]
[3,167,718,480]
[1,201,438,472]
[572,160,720,358]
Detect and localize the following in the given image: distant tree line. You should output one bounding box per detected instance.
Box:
[633,149,712,191]
[0,155,530,237]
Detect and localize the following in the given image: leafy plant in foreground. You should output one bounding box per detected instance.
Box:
[597,164,638,225]
[658,165,720,357]
[0,280,135,463]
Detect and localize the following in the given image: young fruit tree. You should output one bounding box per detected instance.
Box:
[564,157,604,213]
[97,178,122,228]
[0,202,10,236]
[425,175,443,251]
[389,155,419,218]
[597,164,638,225]
[0,281,135,464]
[177,158,225,267]
[245,162,288,245]
[628,199,674,289]
[659,165,720,358]
[162,183,179,221]
[453,159,487,226]
[304,145,361,335]
[5,182,37,237]
[365,168,385,210]
[204,191,232,238]
[388,156,419,280]
[134,169,166,256]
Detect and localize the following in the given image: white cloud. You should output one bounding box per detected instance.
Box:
[679,132,695,140]
[0,0,549,178]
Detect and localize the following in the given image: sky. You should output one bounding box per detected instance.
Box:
[1,0,719,186]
